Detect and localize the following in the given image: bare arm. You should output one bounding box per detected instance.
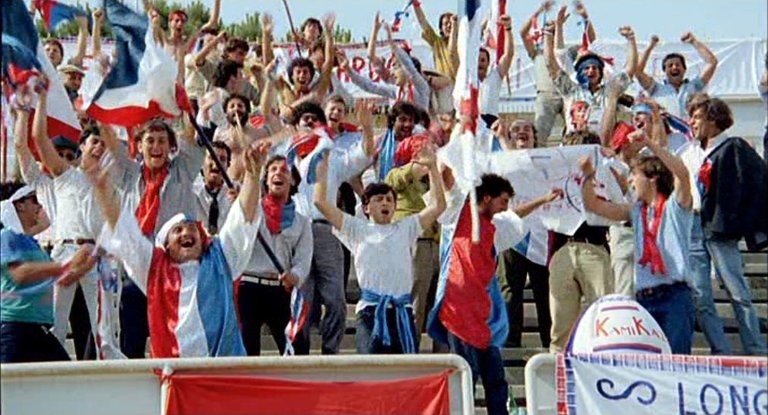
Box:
[555,5,568,51]
[513,189,562,218]
[683,32,718,85]
[619,26,638,78]
[92,9,104,57]
[314,15,336,96]
[543,22,562,80]
[636,35,659,91]
[367,13,381,61]
[519,14,537,60]
[313,155,345,230]
[574,2,596,43]
[579,157,632,221]
[416,147,446,230]
[7,262,64,284]
[69,16,89,67]
[448,14,459,72]
[356,101,376,157]
[413,1,437,43]
[635,131,692,209]
[496,15,515,77]
[195,32,226,68]
[11,103,36,183]
[237,142,269,223]
[599,87,622,147]
[261,14,275,65]
[31,87,69,177]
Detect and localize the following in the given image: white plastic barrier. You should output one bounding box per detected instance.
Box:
[1,354,474,415]
[524,353,558,415]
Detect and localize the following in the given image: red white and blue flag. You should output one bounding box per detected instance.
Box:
[1,0,81,144]
[283,287,309,356]
[83,0,185,127]
[284,126,335,185]
[391,0,414,33]
[452,0,483,128]
[33,0,89,32]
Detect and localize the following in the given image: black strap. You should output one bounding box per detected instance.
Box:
[256,231,285,274]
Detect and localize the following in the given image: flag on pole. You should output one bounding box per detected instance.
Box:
[84,0,184,127]
[284,126,335,185]
[490,0,507,63]
[1,0,81,144]
[33,0,89,32]
[391,0,414,33]
[283,287,309,356]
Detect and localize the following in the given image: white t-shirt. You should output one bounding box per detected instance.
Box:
[53,167,103,241]
[334,214,422,313]
[479,66,503,116]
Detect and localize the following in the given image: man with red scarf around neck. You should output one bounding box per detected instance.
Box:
[237,155,313,356]
[580,130,695,354]
[101,118,205,358]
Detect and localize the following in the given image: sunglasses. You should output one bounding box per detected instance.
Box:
[57,151,78,161]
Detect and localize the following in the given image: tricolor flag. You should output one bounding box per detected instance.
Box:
[283,287,309,356]
[1,0,81,144]
[284,126,335,185]
[453,0,483,131]
[84,0,185,127]
[33,0,89,32]
[489,0,507,63]
[391,0,414,33]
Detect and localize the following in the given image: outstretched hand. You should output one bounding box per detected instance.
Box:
[244,141,271,179]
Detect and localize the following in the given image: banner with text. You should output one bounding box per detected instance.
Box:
[556,353,768,415]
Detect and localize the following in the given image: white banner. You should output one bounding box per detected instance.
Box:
[556,353,768,415]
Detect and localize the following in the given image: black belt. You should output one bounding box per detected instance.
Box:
[58,238,96,245]
[636,281,689,300]
[313,219,330,225]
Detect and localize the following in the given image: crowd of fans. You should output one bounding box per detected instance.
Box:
[2,1,767,414]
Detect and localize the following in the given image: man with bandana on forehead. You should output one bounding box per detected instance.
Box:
[92,142,270,358]
[544,20,638,135]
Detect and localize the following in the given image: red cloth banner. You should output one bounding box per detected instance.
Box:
[165,370,452,415]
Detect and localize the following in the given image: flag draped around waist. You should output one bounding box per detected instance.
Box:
[360,289,416,354]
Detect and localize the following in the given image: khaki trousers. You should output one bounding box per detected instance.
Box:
[548,242,614,352]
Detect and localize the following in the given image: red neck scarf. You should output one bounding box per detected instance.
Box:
[396,82,414,103]
[261,194,296,234]
[638,194,668,276]
[136,165,169,236]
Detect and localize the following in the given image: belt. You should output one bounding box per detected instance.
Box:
[312,219,331,225]
[565,236,597,244]
[241,274,282,287]
[58,238,96,245]
[636,281,688,300]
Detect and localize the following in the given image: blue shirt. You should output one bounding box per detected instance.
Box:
[631,194,693,291]
[650,76,705,120]
[1,228,55,324]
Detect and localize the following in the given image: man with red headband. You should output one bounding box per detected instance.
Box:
[92,142,269,358]
[151,1,220,61]
[580,130,696,354]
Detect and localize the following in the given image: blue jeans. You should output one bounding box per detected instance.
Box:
[1,321,70,363]
[446,332,508,415]
[690,217,767,355]
[120,280,149,359]
[355,306,417,354]
[636,282,695,354]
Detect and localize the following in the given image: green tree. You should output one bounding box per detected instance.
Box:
[225,12,262,42]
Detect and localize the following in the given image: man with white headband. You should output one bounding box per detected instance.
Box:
[92,143,270,358]
[1,184,96,363]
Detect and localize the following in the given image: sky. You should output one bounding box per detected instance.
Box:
[183,0,768,43]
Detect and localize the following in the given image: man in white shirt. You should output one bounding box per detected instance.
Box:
[286,101,375,355]
[635,32,718,119]
[313,145,445,354]
[238,155,313,356]
[193,141,233,235]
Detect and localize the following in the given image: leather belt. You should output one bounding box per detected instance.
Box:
[58,238,96,245]
[312,219,331,225]
[636,281,688,300]
[241,274,282,287]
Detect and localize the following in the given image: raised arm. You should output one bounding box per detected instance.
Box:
[681,32,718,85]
[513,189,562,218]
[415,145,447,230]
[68,15,89,67]
[313,14,336,96]
[619,26,638,78]
[497,15,515,77]
[555,5,568,51]
[31,84,70,177]
[574,1,596,43]
[413,0,438,45]
[543,22,562,80]
[237,142,269,223]
[92,8,104,58]
[633,130,692,209]
[636,35,660,91]
[519,13,537,60]
[261,13,275,65]
[579,156,631,221]
[313,155,345,229]
[448,14,459,72]
[10,90,38,183]
[599,85,622,147]
[648,100,668,148]
[367,13,382,61]
[339,52,396,100]
[195,31,226,68]
[356,101,376,157]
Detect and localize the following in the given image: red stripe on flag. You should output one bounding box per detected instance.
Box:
[165,371,452,415]
[87,101,177,128]
[147,249,182,358]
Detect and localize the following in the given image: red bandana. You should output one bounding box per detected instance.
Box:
[638,194,668,276]
[136,165,169,236]
[698,160,712,195]
[261,194,295,235]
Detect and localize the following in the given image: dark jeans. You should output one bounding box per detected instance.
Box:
[237,281,291,355]
[1,321,70,363]
[355,305,417,354]
[70,284,95,360]
[120,280,149,359]
[446,332,508,415]
[500,249,551,348]
[636,282,695,354]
